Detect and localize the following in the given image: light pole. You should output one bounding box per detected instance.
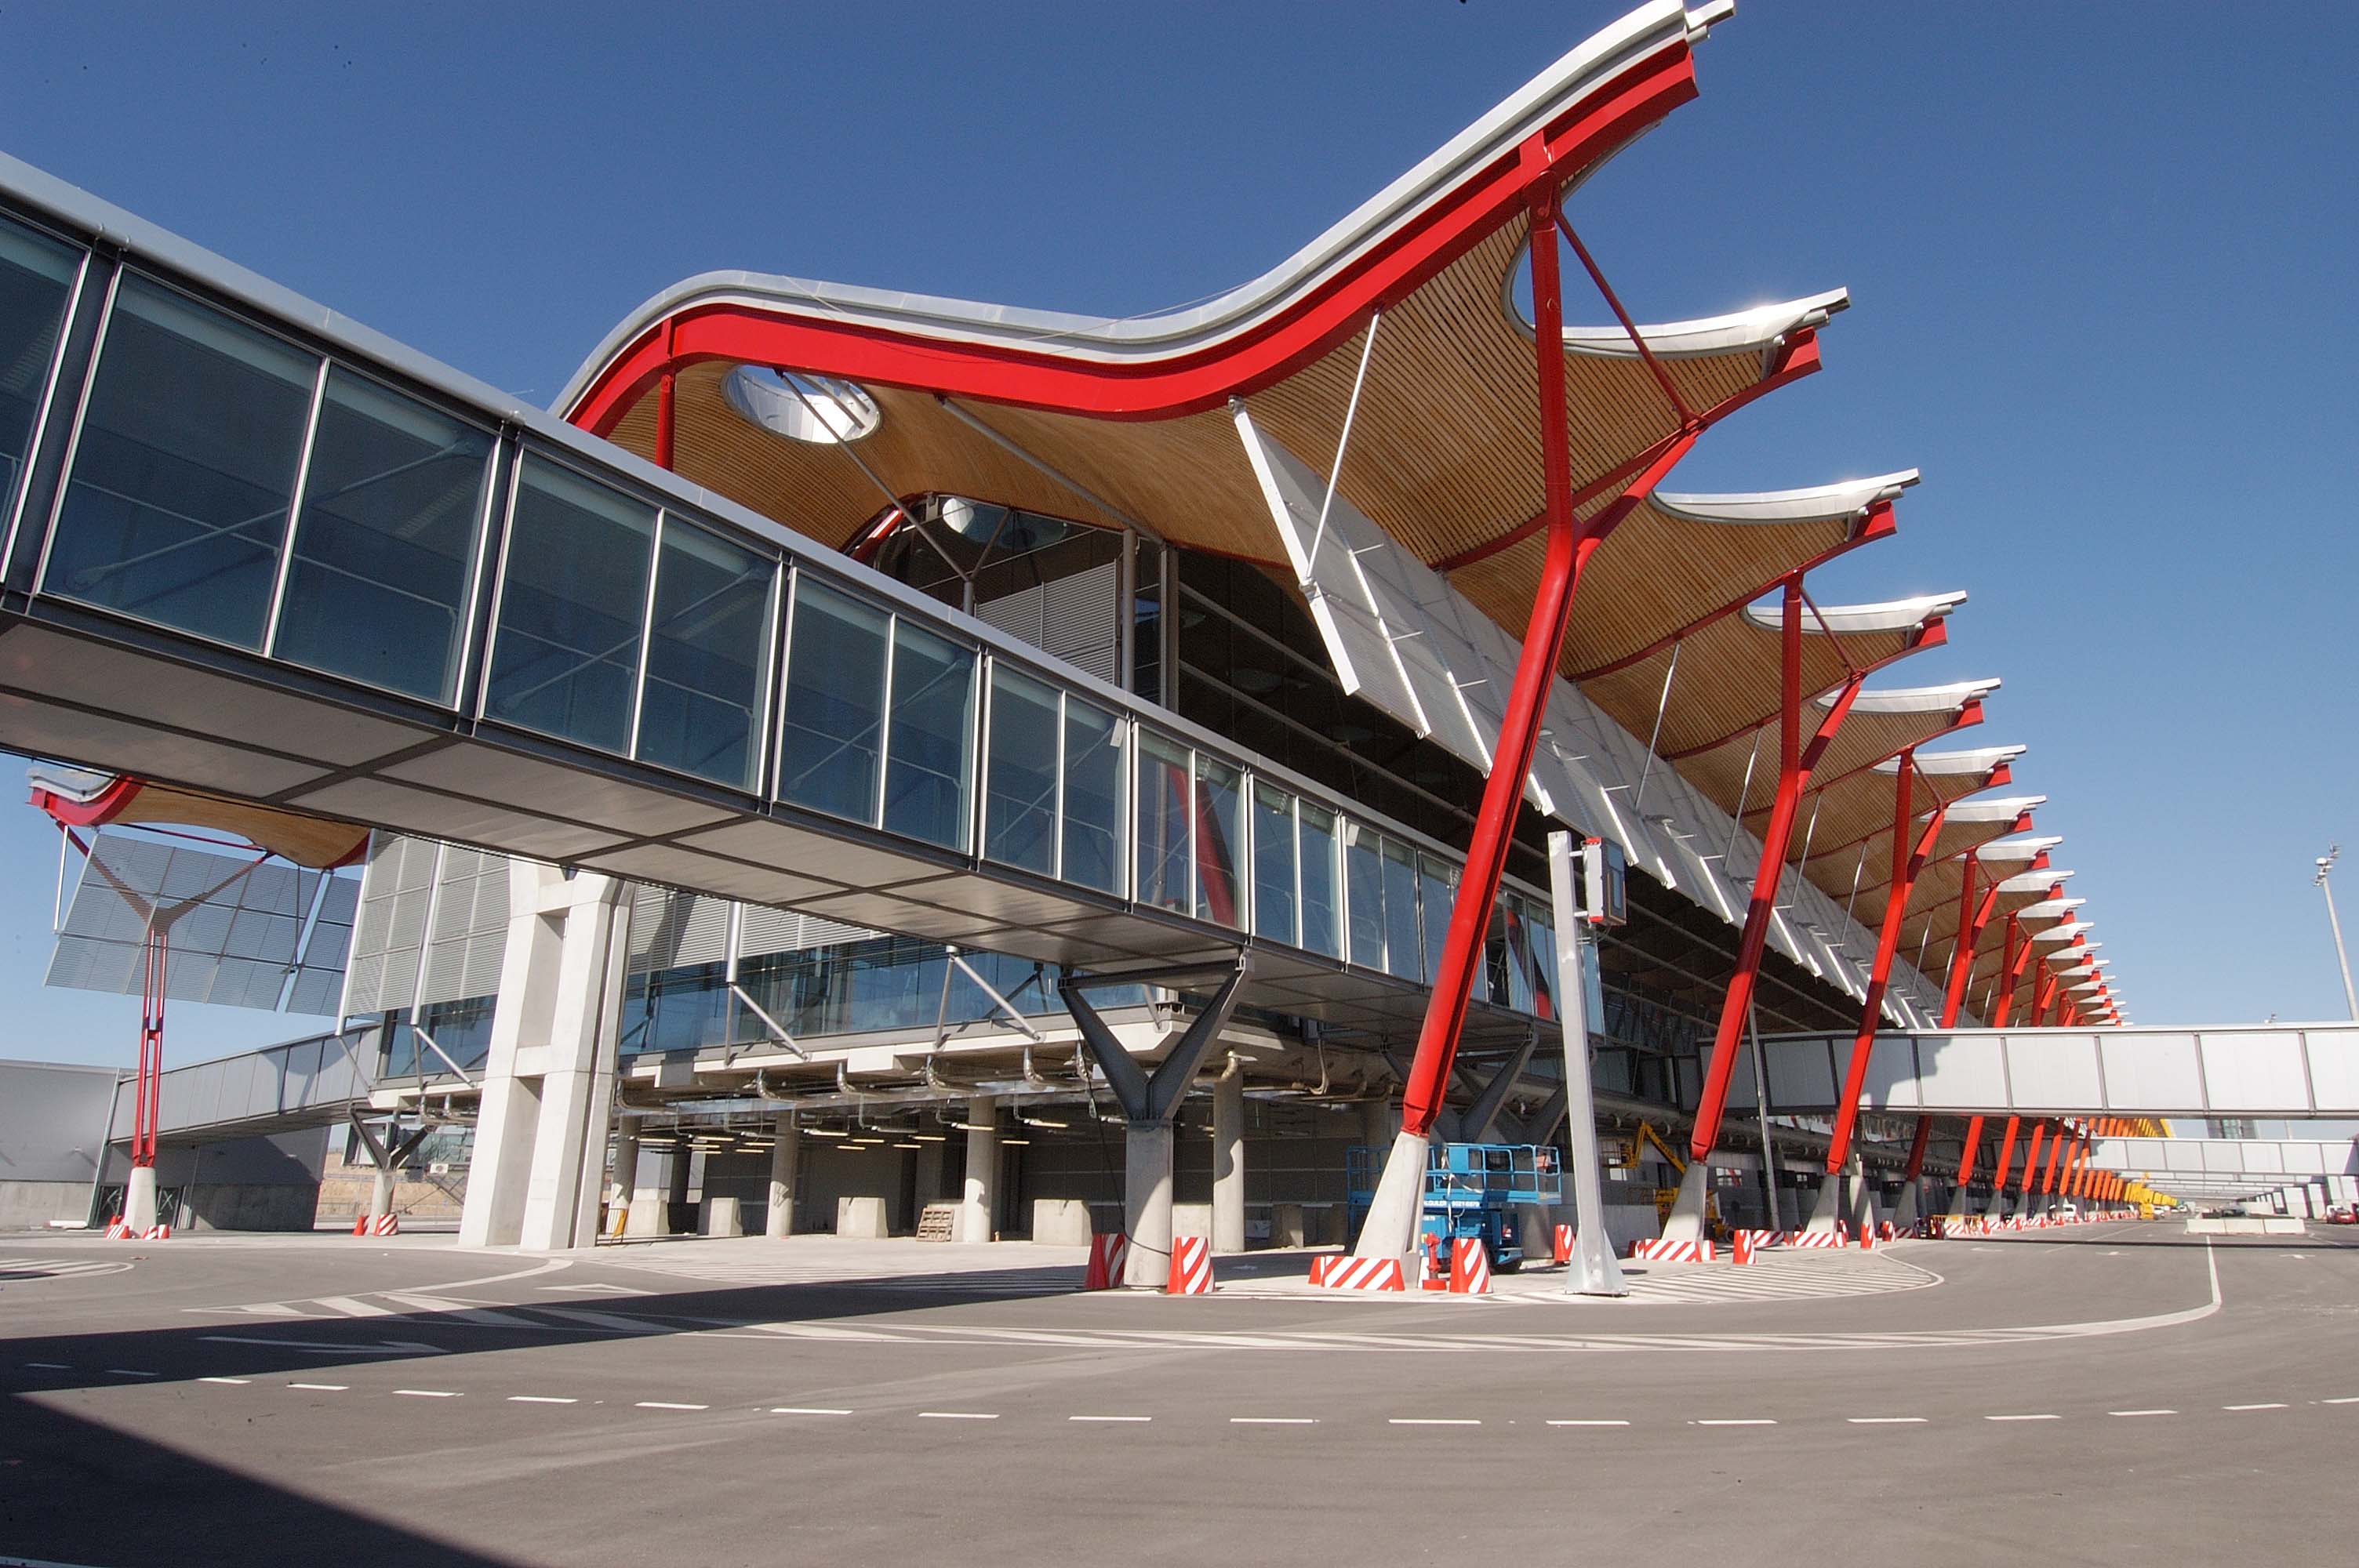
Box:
[2317,846,2357,1021]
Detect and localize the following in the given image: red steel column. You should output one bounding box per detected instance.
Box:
[1398,183,1693,1137]
[2039,1120,2069,1195]
[1954,1116,1985,1195]
[1902,1116,1934,1183]
[1690,578,1864,1160]
[1989,1116,2022,1196]
[1825,760,1950,1171]
[2017,1121,2047,1203]
[1939,851,1998,1023]
[1988,913,2030,1026]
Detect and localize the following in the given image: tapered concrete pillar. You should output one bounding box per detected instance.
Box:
[1803,1170,1847,1233]
[123,1165,158,1232]
[958,1096,997,1243]
[1125,1121,1177,1286]
[1212,1065,1245,1254]
[1659,1159,1714,1244]
[369,1163,396,1221]
[666,1144,691,1212]
[1892,1180,1920,1232]
[765,1112,798,1239]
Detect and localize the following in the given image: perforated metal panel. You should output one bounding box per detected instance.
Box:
[418,845,511,1006]
[340,833,439,1016]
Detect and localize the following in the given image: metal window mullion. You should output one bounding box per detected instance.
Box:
[261,355,333,659]
[1052,690,1068,883]
[970,652,994,860]
[28,261,123,597]
[1290,793,1304,949]
[874,612,897,827]
[625,511,665,758]
[767,565,801,804]
[469,444,529,723]
[2,246,91,575]
[442,431,507,713]
[747,555,785,799]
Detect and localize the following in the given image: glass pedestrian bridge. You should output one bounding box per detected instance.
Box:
[0,154,1559,1045]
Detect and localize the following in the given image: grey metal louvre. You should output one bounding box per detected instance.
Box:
[736,904,883,960]
[341,833,438,1016]
[418,847,512,1007]
[625,891,731,975]
[1041,560,1120,683]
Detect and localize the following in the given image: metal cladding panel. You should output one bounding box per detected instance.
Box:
[1762,1036,1838,1109]
[342,833,438,1017]
[1914,1033,2009,1110]
[418,847,511,1007]
[2003,1033,2103,1109]
[1862,1034,1920,1109]
[2099,1031,2203,1111]
[2201,1030,2310,1113]
[1041,561,1121,684]
[736,905,882,960]
[627,889,732,975]
[2308,1029,2359,1112]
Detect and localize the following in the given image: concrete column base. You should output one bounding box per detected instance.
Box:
[1803,1171,1848,1234]
[701,1196,744,1237]
[837,1196,891,1239]
[1212,1068,1245,1254]
[1350,1127,1431,1264]
[1032,1198,1093,1246]
[369,1165,396,1220]
[1123,1121,1176,1287]
[122,1166,158,1232]
[1515,1202,1554,1265]
[1659,1160,1714,1244]
[958,1095,998,1243]
[1891,1181,1920,1231]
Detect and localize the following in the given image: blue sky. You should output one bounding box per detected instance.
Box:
[0,2,2353,1069]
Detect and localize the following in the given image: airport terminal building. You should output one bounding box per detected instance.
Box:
[0,2,2145,1255]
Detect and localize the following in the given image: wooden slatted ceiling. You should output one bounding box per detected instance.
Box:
[1783,761,2004,889]
[1850,817,2041,941]
[1754,706,1970,821]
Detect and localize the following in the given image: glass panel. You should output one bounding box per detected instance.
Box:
[1194,754,1242,927]
[882,619,974,849]
[47,276,315,647]
[1419,855,1456,985]
[1061,698,1122,894]
[1134,731,1191,915]
[1251,782,1296,945]
[1297,802,1339,958]
[735,935,1056,1040]
[482,457,653,753]
[273,367,489,702]
[1383,838,1421,980]
[983,664,1058,875]
[1344,821,1385,968]
[1131,535,1163,702]
[778,580,887,824]
[636,518,772,789]
[0,217,78,517]
[619,962,733,1056]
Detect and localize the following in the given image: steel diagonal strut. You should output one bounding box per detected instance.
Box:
[1354,154,1699,1262]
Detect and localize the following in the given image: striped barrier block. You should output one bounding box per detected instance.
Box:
[141,1224,170,1240]
[1628,1236,1716,1264]
[1448,1237,1492,1294]
[104,1218,129,1240]
[1554,1222,1575,1265]
[1083,1232,1129,1290]
[352,1213,402,1237]
[1308,1254,1406,1292]
[1785,1229,1845,1249]
[1165,1235,1213,1296]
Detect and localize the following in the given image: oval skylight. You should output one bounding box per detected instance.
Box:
[722,365,881,445]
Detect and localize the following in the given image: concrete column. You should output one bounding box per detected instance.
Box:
[623,1132,672,1238]
[765,1112,798,1240]
[609,1114,642,1237]
[666,1144,692,1211]
[1123,1121,1176,1287]
[958,1095,998,1243]
[1658,1159,1714,1243]
[458,865,631,1251]
[369,1163,396,1221]
[123,1164,158,1232]
[1891,1178,1920,1232]
[1803,1170,1847,1233]
[1212,1065,1245,1254]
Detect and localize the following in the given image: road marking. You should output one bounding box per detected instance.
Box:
[1547,1418,1630,1427]
[1694,1419,1776,1427]
[1069,1415,1151,1423]
[1390,1417,1480,1426]
[635,1401,707,1411]
[1847,1417,1928,1424]
[918,1411,998,1421]
[2224,1403,2287,1411]
[24,1363,71,1370]
[394,1389,461,1399]
[1230,1417,1316,1425]
[2321,1396,2359,1405]
[288,1383,347,1392]
[2110,1409,2175,1417]
[1984,1414,2059,1421]
[313,1295,394,1318]
[198,1334,440,1357]
[198,1377,250,1385]
[104,1369,157,1378]
[770,1406,852,1416]
[508,1396,577,1404]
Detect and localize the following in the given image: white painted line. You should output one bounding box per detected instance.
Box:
[1230,1417,1316,1425]
[103,1369,157,1378]
[2320,1396,2359,1405]
[1983,1414,2059,1421]
[1547,1418,1630,1427]
[2110,1409,2176,1417]
[312,1295,394,1318]
[287,1383,347,1392]
[1847,1417,1928,1425]
[508,1396,577,1404]
[2223,1403,2287,1411]
[771,1406,852,1416]
[1069,1414,1150,1423]
[394,1389,460,1399]
[1389,1417,1480,1426]
[24,1363,71,1370]
[197,1377,250,1386]
[918,1411,998,1421]
[1694,1419,1777,1427]
[635,1401,707,1411]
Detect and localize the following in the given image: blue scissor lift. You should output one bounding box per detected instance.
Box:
[1347,1142,1565,1272]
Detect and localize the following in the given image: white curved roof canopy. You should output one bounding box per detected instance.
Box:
[2016,896,2088,920]
[1829,678,2001,716]
[1942,794,2046,824]
[1739,590,1964,636]
[1977,830,2059,858]
[1994,868,2073,895]
[2034,920,2095,942]
[1653,470,1918,526]
[1878,745,2024,777]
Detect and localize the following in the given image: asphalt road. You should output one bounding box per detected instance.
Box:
[4,1223,2356,1566]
